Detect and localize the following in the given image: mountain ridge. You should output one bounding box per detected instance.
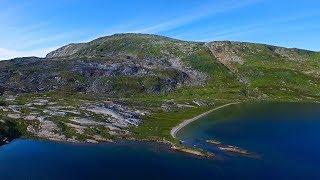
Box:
[46,33,316,59]
[0,33,319,147]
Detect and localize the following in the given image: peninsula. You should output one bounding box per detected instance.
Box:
[0,33,319,151]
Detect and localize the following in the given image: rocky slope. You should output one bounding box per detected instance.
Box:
[0,33,319,144]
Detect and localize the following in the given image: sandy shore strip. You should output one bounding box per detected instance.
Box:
[171,102,239,138]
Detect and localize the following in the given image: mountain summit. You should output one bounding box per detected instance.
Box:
[1,33,318,97]
[0,33,319,144]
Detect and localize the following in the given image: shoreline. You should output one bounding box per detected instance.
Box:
[3,137,214,158]
[170,102,240,139]
[1,102,240,158]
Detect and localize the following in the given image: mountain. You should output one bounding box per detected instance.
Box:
[0,33,319,145]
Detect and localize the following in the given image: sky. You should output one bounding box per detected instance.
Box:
[0,0,319,60]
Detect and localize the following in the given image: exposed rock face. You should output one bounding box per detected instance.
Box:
[84,102,143,127]
[206,41,316,84]
[46,43,86,59]
[207,41,245,65]
[0,57,189,95]
[207,41,312,64]
[206,42,249,84]
[28,119,68,141]
[0,94,148,143]
[0,34,211,95]
[274,47,310,61]
[0,33,318,97]
[0,33,319,145]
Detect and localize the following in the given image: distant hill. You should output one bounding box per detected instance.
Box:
[1,33,319,100]
[0,33,319,145]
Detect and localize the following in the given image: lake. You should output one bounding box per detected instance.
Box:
[0,103,319,179]
[177,103,320,179]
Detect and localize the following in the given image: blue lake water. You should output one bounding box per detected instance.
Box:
[177,103,320,179]
[0,103,320,179]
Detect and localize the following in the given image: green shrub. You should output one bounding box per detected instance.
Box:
[0,96,5,106]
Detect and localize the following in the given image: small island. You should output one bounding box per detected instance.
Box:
[206,139,222,145]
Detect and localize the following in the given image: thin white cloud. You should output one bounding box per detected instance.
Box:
[0,46,59,60]
[0,0,264,60]
[132,0,263,34]
[7,22,51,35]
[205,11,320,40]
[13,30,86,49]
[0,2,84,55]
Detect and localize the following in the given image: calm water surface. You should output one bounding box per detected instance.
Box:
[0,103,319,179]
[177,103,320,179]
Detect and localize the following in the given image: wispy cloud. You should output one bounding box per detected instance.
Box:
[11,30,86,50]
[0,4,85,59]
[6,22,51,35]
[0,1,88,59]
[0,0,263,60]
[0,46,59,60]
[202,11,320,41]
[132,0,263,34]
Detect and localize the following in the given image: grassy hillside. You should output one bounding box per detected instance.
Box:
[207,41,320,102]
[0,34,319,145]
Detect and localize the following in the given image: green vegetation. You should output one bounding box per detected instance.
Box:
[0,96,5,106]
[0,34,319,148]
[132,105,213,143]
[0,120,28,145]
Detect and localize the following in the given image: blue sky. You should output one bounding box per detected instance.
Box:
[0,0,319,59]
